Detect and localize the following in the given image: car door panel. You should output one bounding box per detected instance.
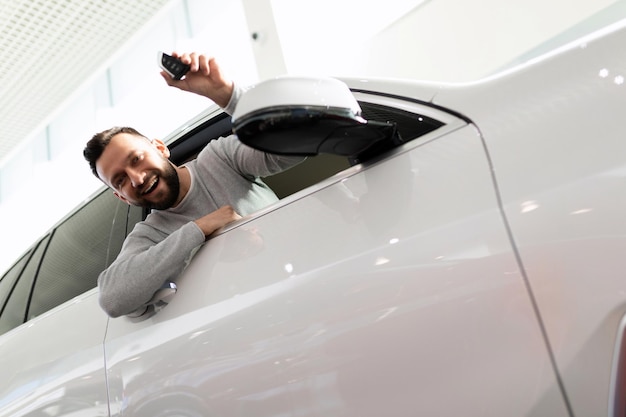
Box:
[103,249,296,417]
[271,126,569,416]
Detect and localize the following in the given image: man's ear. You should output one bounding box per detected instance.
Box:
[113,191,130,205]
[152,138,170,158]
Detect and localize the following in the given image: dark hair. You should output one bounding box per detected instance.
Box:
[83,126,146,179]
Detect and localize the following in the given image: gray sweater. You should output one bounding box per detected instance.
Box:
[98,87,303,317]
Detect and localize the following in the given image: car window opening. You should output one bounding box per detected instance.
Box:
[168,101,445,200]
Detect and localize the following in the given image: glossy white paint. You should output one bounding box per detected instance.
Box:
[0,290,108,417]
[232,76,362,122]
[429,19,626,417]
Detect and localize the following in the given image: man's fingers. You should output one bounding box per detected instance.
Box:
[187,52,198,71]
[197,54,213,76]
[159,70,181,87]
[159,71,173,84]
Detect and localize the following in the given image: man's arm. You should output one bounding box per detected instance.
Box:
[98,206,240,318]
[160,52,234,107]
[194,205,241,236]
[162,52,305,187]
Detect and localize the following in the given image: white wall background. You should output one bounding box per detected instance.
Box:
[0,0,619,274]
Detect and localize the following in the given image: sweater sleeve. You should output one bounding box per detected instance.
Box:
[223,137,306,178]
[97,220,205,317]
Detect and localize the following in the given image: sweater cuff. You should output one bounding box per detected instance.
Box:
[222,82,240,115]
[223,82,250,115]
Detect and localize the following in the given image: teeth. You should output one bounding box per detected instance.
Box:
[143,177,158,195]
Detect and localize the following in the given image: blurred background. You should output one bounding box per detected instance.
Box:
[0,0,621,273]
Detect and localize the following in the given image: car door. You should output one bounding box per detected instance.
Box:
[102,93,570,416]
[272,123,568,416]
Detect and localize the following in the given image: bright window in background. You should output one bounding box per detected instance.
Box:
[272,0,619,81]
[100,0,257,141]
[271,0,425,77]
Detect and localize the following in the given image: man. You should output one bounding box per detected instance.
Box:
[84,52,303,317]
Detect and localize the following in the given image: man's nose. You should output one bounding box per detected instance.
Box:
[128,169,145,188]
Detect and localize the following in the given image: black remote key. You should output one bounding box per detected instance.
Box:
[158,51,191,80]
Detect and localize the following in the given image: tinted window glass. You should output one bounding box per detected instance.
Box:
[0,237,49,334]
[0,251,31,315]
[127,205,144,236]
[105,195,137,268]
[360,101,444,141]
[27,190,126,319]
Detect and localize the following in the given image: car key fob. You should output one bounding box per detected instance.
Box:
[158,51,191,80]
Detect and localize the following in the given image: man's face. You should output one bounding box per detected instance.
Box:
[96,133,180,210]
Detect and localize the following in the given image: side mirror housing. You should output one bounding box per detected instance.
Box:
[232,76,399,161]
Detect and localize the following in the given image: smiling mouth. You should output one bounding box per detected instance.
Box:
[142,177,159,196]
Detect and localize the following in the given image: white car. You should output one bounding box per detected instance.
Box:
[0,17,625,417]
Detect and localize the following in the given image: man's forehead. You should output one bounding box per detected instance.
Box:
[111,132,152,146]
[96,133,152,180]
[104,134,154,158]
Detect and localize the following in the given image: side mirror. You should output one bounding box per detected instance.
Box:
[232,77,400,162]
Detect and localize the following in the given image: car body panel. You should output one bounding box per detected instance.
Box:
[428,18,626,417]
[0,290,108,417]
[341,78,442,106]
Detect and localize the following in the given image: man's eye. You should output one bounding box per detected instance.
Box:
[115,176,126,188]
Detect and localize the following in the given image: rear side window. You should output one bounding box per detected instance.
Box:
[0,237,48,334]
[0,252,29,312]
[27,190,128,319]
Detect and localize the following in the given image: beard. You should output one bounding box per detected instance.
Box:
[147,162,180,210]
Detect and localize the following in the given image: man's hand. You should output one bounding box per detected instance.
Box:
[160,52,234,108]
[194,205,242,237]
